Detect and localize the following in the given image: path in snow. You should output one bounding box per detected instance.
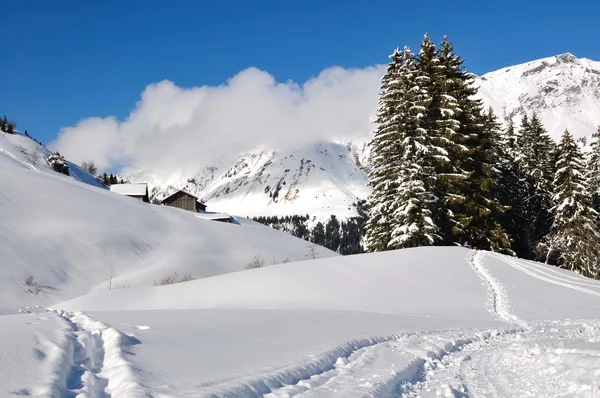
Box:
[469,251,526,327]
[52,310,146,398]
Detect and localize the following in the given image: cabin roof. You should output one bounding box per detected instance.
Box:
[110,183,148,196]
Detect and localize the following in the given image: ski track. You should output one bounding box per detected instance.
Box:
[491,253,600,298]
[469,251,526,327]
[48,309,146,398]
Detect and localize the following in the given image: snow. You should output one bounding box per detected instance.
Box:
[20,248,600,397]
[109,183,148,196]
[0,132,337,315]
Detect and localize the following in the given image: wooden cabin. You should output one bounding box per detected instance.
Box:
[110,183,149,202]
[161,190,205,212]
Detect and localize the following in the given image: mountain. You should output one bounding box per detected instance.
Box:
[134,53,600,219]
[476,52,600,139]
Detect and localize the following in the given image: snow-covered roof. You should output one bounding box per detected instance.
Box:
[110,183,148,196]
[195,212,230,221]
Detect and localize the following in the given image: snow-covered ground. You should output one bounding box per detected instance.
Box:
[0,131,337,314]
[4,248,600,397]
[4,131,600,397]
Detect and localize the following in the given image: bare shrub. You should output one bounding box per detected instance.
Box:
[154,271,195,286]
[245,254,265,269]
[271,257,290,265]
[22,276,41,295]
[16,145,28,154]
[305,243,319,260]
[27,149,41,165]
[81,160,98,176]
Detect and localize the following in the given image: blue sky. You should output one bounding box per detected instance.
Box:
[1,0,598,146]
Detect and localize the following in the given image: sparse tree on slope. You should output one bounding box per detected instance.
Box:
[544,130,600,277]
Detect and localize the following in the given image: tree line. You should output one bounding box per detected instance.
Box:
[251,201,367,255]
[365,34,600,277]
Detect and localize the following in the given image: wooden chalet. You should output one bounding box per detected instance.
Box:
[110,183,149,203]
[161,189,206,212]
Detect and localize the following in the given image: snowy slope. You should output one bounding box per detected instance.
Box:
[131,53,600,219]
[0,132,337,314]
[0,131,107,189]
[6,247,600,397]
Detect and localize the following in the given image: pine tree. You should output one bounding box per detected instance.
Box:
[544,130,600,277]
[515,112,555,258]
[456,108,511,252]
[366,48,405,251]
[101,173,109,185]
[496,118,532,257]
[587,126,600,218]
[311,222,326,247]
[387,47,440,248]
[418,35,466,244]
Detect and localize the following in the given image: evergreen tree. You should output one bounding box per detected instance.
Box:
[437,36,510,250]
[496,118,533,257]
[387,47,440,248]
[587,126,600,218]
[457,108,512,252]
[311,222,326,247]
[101,173,109,185]
[417,35,465,244]
[544,130,600,277]
[515,112,555,258]
[366,48,405,251]
[325,215,341,252]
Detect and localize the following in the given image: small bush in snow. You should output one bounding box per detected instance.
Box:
[16,145,29,154]
[27,149,41,166]
[22,276,41,295]
[245,254,265,269]
[271,257,290,265]
[154,271,195,286]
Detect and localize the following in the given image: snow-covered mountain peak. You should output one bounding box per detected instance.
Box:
[478,53,600,138]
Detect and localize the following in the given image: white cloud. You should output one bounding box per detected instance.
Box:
[50,65,385,176]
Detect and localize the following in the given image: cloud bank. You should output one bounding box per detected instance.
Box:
[50,65,385,177]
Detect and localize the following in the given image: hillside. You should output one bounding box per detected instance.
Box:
[0,131,337,315]
[124,53,600,219]
[5,247,600,396]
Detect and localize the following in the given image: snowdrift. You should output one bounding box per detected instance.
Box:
[0,132,337,314]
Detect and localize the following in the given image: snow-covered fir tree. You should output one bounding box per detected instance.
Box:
[458,108,512,252]
[366,49,405,251]
[437,36,510,251]
[587,126,600,217]
[387,47,440,248]
[367,35,512,252]
[417,35,465,244]
[515,113,555,257]
[543,130,600,277]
